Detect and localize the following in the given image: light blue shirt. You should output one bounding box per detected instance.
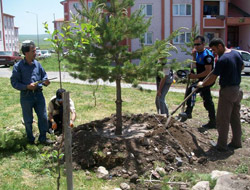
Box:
[10,59,48,91]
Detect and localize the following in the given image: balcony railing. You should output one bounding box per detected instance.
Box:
[203,15,225,28]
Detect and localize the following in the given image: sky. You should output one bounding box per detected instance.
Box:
[2,0,64,35]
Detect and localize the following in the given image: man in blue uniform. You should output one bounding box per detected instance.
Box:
[183,36,216,129]
[10,40,53,145]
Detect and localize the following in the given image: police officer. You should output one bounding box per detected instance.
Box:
[183,35,216,129]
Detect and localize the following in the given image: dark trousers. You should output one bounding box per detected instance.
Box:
[48,114,63,134]
[185,82,216,121]
[217,86,243,149]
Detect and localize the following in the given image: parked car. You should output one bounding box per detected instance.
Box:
[36,50,42,59]
[41,50,51,58]
[235,50,250,75]
[0,51,22,67]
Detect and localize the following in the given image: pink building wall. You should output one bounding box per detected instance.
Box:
[57,0,250,62]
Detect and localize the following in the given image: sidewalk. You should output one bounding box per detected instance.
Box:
[1,67,249,99]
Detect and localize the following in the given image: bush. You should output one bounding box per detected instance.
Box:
[0,124,27,150]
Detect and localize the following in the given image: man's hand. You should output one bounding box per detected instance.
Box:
[70,120,74,128]
[52,122,57,130]
[43,79,50,86]
[27,82,38,90]
[192,48,196,58]
[157,91,161,97]
[189,73,196,79]
[197,81,203,88]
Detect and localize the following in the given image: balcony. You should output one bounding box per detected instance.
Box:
[227,17,250,26]
[203,16,225,28]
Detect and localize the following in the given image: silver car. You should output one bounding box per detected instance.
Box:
[236,50,250,75]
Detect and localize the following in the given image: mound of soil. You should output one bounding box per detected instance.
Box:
[70,113,223,180]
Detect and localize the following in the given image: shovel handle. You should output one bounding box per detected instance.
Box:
[170,69,214,116]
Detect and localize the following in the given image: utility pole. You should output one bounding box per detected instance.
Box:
[26,11,40,48]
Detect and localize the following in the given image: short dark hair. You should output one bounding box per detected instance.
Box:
[56,88,66,101]
[21,40,35,55]
[194,35,205,44]
[209,38,225,48]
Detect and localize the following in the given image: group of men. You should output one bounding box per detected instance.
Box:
[10,37,244,151]
[10,40,76,145]
[156,36,244,152]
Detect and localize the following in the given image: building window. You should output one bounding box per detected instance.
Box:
[140,4,153,17]
[204,32,215,43]
[173,4,192,16]
[142,32,153,45]
[73,3,79,9]
[88,2,93,9]
[173,32,191,44]
[204,1,219,16]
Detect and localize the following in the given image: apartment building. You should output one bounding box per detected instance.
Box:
[55,0,250,61]
[3,13,19,52]
[0,0,19,52]
[0,0,4,50]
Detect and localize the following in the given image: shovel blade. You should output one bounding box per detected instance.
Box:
[179,112,188,122]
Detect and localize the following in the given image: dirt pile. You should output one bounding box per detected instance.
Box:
[71,113,214,180]
[240,105,250,124]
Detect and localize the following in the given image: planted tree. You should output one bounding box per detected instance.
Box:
[61,0,183,135]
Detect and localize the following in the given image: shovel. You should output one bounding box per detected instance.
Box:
[179,63,193,121]
[165,69,214,128]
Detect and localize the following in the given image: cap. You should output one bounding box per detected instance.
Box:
[56,88,66,101]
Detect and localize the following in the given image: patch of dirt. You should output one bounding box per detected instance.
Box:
[70,112,250,185]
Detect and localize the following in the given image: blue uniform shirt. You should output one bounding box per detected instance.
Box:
[196,49,214,81]
[10,59,48,91]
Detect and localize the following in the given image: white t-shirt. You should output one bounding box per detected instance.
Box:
[48,95,75,116]
[163,67,173,83]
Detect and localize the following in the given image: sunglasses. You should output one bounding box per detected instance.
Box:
[194,43,202,46]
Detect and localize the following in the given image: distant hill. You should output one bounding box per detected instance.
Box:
[19,34,52,49]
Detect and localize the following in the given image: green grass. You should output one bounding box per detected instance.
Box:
[0,75,249,189]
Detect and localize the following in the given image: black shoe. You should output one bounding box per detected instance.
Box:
[215,144,228,152]
[187,113,192,119]
[202,120,216,129]
[39,139,55,145]
[27,141,35,145]
[228,142,242,149]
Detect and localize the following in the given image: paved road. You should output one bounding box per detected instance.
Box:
[1,66,249,99]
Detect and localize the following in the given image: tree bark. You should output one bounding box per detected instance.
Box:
[115,77,122,135]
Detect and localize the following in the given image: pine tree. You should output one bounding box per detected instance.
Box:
[62,0,182,135]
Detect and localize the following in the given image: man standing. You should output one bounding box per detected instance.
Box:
[155,58,173,116]
[183,35,216,129]
[48,88,76,135]
[10,40,53,145]
[198,38,244,151]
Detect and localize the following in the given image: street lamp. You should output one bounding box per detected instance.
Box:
[26,11,39,48]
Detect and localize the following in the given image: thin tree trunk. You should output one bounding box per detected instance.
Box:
[115,77,122,135]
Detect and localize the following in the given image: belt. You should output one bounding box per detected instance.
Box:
[221,85,239,89]
[22,88,43,93]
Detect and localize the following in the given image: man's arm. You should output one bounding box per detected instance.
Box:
[157,76,167,96]
[199,74,218,87]
[10,63,28,90]
[189,64,212,79]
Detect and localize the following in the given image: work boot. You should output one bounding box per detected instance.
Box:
[39,139,55,145]
[202,120,216,129]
